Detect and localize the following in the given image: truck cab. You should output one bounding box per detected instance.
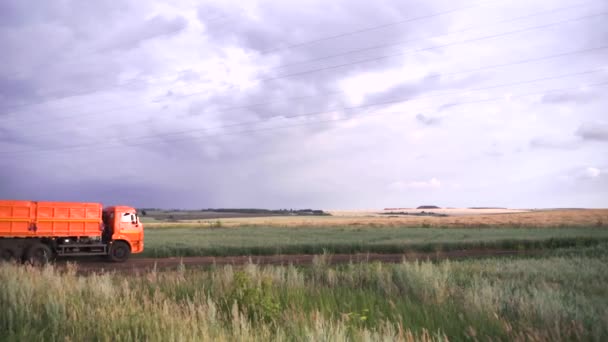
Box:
[102,206,144,261]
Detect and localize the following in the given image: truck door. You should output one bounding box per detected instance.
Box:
[116,211,144,253]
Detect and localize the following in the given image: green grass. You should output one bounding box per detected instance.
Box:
[2,243,608,341]
[140,226,608,257]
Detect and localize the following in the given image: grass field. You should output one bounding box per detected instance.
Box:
[2,243,607,341]
[141,226,608,257]
[142,209,608,228]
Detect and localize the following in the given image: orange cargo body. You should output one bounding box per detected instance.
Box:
[0,200,103,238]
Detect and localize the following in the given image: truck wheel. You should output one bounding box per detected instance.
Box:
[109,241,131,262]
[25,243,54,265]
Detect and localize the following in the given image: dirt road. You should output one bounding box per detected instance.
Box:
[60,249,539,274]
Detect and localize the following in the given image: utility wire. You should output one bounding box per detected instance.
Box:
[2,10,243,81]
[260,12,607,82]
[12,66,606,143]
[4,15,606,128]
[257,2,486,54]
[270,1,595,70]
[7,43,607,139]
[8,81,608,161]
[4,71,605,157]
[0,1,594,115]
[0,1,486,111]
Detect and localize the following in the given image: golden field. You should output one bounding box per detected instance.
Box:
[144,209,608,228]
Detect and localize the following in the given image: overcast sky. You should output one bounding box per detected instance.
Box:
[1,0,607,209]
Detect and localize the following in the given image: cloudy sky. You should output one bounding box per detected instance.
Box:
[1,0,607,209]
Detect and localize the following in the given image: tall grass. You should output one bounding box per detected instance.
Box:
[2,244,608,341]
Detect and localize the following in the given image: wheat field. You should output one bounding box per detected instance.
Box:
[144,209,608,228]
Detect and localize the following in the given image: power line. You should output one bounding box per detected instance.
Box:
[1,10,247,112]
[2,9,243,80]
[4,71,605,157]
[5,14,607,130]
[13,66,606,143]
[9,81,608,161]
[0,1,594,115]
[7,43,607,137]
[0,1,488,112]
[257,2,486,54]
[270,2,595,71]
[260,12,607,82]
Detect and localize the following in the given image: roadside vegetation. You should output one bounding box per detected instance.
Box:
[2,244,608,341]
[141,226,608,257]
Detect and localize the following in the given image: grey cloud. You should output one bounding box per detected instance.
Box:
[0,1,35,27]
[185,0,449,136]
[0,3,187,113]
[192,76,346,126]
[0,165,184,207]
[541,90,598,104]
[0,78,41,112]
[200,0,437,63]
[100,15,188,51]
[438,103,458,111]
[529,137,580,150]
[0,127,34,145]
[359,71,486,114]
[0,1,132,36]
[177,70,202,83]
[362,73,441,105]
[576,123,608,141]
[416,113,441,126]
[196,6,223,24]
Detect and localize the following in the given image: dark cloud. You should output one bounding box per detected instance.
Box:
[0,167,184,208]
[0,2,188,114]
[541,89,598,104]
[362,73,442,106]
[0,78,41,111]
[0,127,33,145]
[416,113,441,126]
[576,123,608,142]
[100,15,188,52]
[195,78,345,125]
[200,1,419,53]
[529,137,580,150]
[199,0,440,82]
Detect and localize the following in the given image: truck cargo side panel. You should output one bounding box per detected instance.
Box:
[0,200,102,238]
[35,202,102,237]
[0,200,35,236]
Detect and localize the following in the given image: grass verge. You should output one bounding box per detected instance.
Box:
[2,243,608,341]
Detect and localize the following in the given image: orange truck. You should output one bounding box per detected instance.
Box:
[0,200,144,263]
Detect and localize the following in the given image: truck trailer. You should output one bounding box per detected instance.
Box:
[0,200,144,263]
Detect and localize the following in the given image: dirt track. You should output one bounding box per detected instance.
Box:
[59,249,540,274]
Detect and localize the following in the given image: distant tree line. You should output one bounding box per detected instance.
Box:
[137,208,330,216]
[202,208,330,216]
[381,211,448,217]
[416,205,441,209]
